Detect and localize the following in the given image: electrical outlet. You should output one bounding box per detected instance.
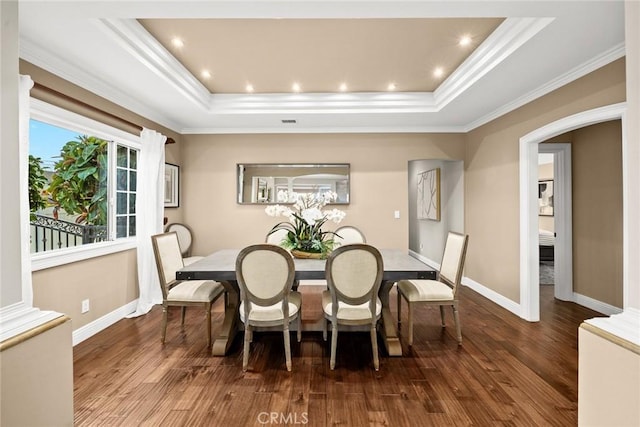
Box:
[81,299,90,314]
[394,210,400,219]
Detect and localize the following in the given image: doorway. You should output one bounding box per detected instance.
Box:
[519,103,625,321]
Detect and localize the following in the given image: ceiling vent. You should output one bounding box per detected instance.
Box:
[281,119,297,124]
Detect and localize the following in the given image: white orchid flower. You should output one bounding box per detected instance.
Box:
[325,208,346,224]
[301,207,323,225]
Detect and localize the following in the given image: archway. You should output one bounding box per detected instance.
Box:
[519,103,626,321]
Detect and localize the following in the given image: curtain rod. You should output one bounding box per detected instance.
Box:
[32,82,176,144]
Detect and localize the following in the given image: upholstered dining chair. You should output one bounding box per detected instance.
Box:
[236,244,302,372]
[396,231,469,346]
[322,244,384,370]
[151,232,225,349]
[165,223,202,265]
[333,225,366,246]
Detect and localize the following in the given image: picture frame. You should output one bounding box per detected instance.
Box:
[538,180,553,216]
[164,163,179,208]
[417,168,441,221]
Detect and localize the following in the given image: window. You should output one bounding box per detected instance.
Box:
[29,99,141,269]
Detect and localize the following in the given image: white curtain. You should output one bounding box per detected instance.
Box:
[129,128,166,316]
[19,75,35,305]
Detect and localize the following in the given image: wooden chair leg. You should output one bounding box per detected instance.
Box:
[283,325,292,372]
[439,305,446,328]
[161,305,168,344]
[180,307,186,326]
[330,324,338,370]
[397,287,402,327]
[408,302,414,347]
[243,324,251,372]
[370,323,379,371]
[206,303,212,350]
[297,315,302,343]
[452,303,462,345]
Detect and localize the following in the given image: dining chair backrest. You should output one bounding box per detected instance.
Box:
[236,244,296,307]
[439,231,469,292]
[334,225,366,246]
[151,232,185,299]
[325,243,383,307]
[165,223,194,257]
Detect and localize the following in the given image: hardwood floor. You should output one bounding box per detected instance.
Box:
[73,285,600,426]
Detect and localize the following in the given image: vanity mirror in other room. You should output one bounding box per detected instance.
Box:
[237,163,350,204]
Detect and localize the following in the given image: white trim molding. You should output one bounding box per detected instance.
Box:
[573,293,623,317]
[73,299,138,346]
[0,303,65,343]
[519,103,627,322]
[585,308,640,347]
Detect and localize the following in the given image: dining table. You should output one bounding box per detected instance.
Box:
[176,248,436,356]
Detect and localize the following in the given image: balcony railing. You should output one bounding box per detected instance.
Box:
[30,214,107,253]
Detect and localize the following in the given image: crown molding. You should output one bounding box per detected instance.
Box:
[19,37,184,132]
[208,91,437,114]
[181,124,467,134]
[434,17,554,107]
[96,18,211,110]
[464,42,626,132]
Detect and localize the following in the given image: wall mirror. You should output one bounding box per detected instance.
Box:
[237,163,350,204]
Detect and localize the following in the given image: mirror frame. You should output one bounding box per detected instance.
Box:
[237,163,350,205]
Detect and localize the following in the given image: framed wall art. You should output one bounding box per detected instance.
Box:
[538,180,553,216]
[417,168,441,221]
[164,163,179,208]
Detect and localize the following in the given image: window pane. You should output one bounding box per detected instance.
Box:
[117,169,127,191]
[129,216,136,237]
[129,170,137,192]
[117,145,128,168]
[116,216,127,238]
[129,149,137,169]
[129,193,136,214]
[29,118,111,253]
[116,192,127,215]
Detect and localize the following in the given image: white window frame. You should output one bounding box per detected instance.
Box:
[29,98,141,271]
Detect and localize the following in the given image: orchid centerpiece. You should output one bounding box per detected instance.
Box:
[265,190,346,258]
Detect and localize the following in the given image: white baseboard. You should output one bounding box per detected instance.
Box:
[461,276,522,317]
[72,299,138,346]
[573,292,623,316]
[408,250,524,318]
[408,250,440,270]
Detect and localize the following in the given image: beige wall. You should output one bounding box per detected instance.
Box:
[181,133,465,255]
[1,319,74,426]
[578,326,640,426]
[572,120,623,307]
[32,250,138,329]
[465,58,626,303]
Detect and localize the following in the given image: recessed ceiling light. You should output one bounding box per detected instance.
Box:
[433,67,444,78]
[387,83,396,91]
[201,70,211,79]
[171,37,184,48]
[459,35,472,46]
[246,84,254,93]
[292,82,301,92]
[339,83,348,92]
